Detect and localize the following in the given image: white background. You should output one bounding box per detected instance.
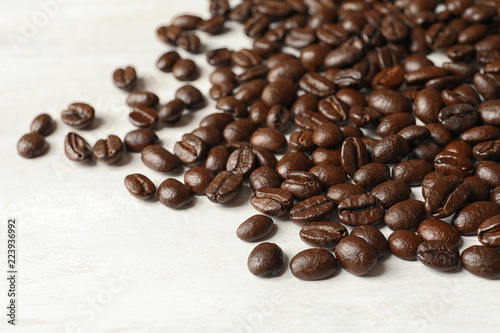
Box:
[0,1,499,332]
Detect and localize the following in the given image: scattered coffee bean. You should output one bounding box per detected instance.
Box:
[453,201,500,236]
[417,240,460,272]
[129,106,158,129]
[112,66,137,90]
[461,245,500,279]
[156,51,181,72]
[417,219,461,246]
[175,85,204,109]
[30,113,54,136]
[184,166,214,195]
[237,215,275,243]
[172,59,199,81]
[158,178,194,209]
[124,173,156,200]
[335,236,378,276]
[206,171,243,204]
[388,230,422,261]
[351,225,389,259]
[61,103,95,129]
[290,249,338,281]
[126,91,159,108]
[64,132,92,163]
[247,242,285,277]
[92,135,124,165]
[338,194,385,226]
[299,221,348,250]
[141,145,181,173]
[124,129,159,153]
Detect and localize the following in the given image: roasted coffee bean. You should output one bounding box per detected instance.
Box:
[223,119,257,142]
[252,147,278,169]
[268,59,306,84]
[295,110,329,131]
[425,123,453,147]
[336,87,367,108]
[477,100,500,126]
[442,62,479,80]
[424,175,471,218]
[392,159,434,186]
[175,85,204,109]
[403,54,434,73]
[329,68,364,89]
[92,135,124,165]
[156,25,182,45]
[61,103,95,129]
[232,49,262,68]
[473,73,500,101]
[491,186,500,206]
[206,48,232,67]
[210,0,229,17]
[172,59,199,81]
[284,27,316,49]
[300,221,348,250]
[30,113,54,136]
[247,242,285,277]
[340,125,363,140]
[290,195,335,224]
[417,219,461,246]
[417,240,460,272]
[206,171,244,204]
[191,126,222,148]
[335,236,378,276]
[316,23,348,47]
[275,151,313,181]
[351,225,389,259]
[385,200,426,231]
[158,99,186,123]
[237,215,275,243]
[200,112,233,131]
[261,78,297,107]
[311,147,341,166]
[444,140,472,159]
[410,142,442,163]
[17,131,48,161]
[209,67,236,85]
[425,23,457,50]
[438,103,478,134]
[461,245,500,279]
[290,249,338,281]
[312,123,342,148]
[340,137,369,177]
[323,44,363,69]
[398,125,431,146]
[172,14,201,30]
[156,51,180,72]
[434,151,474,178]
[226,148,257,176]
[317,95,349,123]
[184,166,215,195]
[376,113,416,137]
[380,14,408,42]
[141,145,181,173]
[205,145,230,174]
[300,44,330,72]
[249,167,281,192]
[290,94,317,118]
[289,130,315,152]
[197,15,225,34]
[464,176,491,202]
[415,89,443,124]
[461,125,500,144]
[248,101,269,125]
[126,91,159,108]
[234,79,267,103]
[244,13,271,38]
[112,66,137,90]
[177,33,201,53]
[157,178,194,209]
[309,164,347,190]
[338,194,385,226]
[406,66,448,86]
[477,215,500,248]
[250,187,294,217]
[253,37,281,57]
[484,61,500,75]
[441,86,480,107]
[266,53,297,69]
[388,230,422,261]
[371,180,412,209]
[326,183,365,206]
[453,202,500,236]
[353,163,391,189]
[281,171,322,200]
[349,105,380,128]
[368,89,411,116]
[266,105,292,132]
[64,132,91,163]
[216,96,248,118]
[124,129,158,153]
[124,173,156,200]
[174,133,208,166]
[473,140,500,161]
[129,106,158,129]
[229,0,251,22]
[299,72,335,97]
[371,65,405,90]
[446,44,475,62]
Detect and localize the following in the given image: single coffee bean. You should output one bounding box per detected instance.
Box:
[124,129,158,153]
[184,166,214,196]
[351,225,389,259]
[234,79,268,103]
[237,64,268,84]
[388,230,422,261]
[129,106,158,129]
[473,73,500,100]
[197,15,225,34]
[191,126,222,148]
[156,52,180,72]
[141,145,181,173]
[338,194,385,226]
[158,99,186,123]
[406,66,448,86]
[349,105,381,128]
[124,173,156,200]
[299,72,335,97]
[210,0,230,17]
[464,176,491,202]
[172,59,199,81]
[335,236,378,276]
[92,135,124,165]
[204,145,230,174]
[275,151,313,180]
[340,125,363,140]
[376,112,416,137]
[368,89,411,116]
[177,33,201,53]
[268,58,306,84]
[290,249,338,281]
[424,175,471,218]
[216,96,248,118]
[248,101,269,125]
[461,245,500,279]
[317,95,349,123]
[336,87,367,108]
[353,163,391,189]
[415,89,443,124]
[17,132,48,159]
[232,48,262,68]
[112,66,137,91]
[171,14,201,29]
[206,48,232,67]
[249,167,281,192]
[398,125,431,146]
[226,148,257,177]
[403,54,434,73]
[311,147,341,166]
[309,164,347,189]
[300,221,348,250]
[444,140,472,159]
[61,103,95,129]
[237,215,275,242]
[371,179,412,209]
[371,65,405,90]
[126,91,159,108]
[250,187,294,217]
[491,187,500,206]
[433,151,474,178]
[458,24,488,44]
[156,25,182,45]
[294,110,329,131]
[392,159,434,186]
[438,103,478,133]
[385,199,426,231]
[411,142,444,163]
[266,105,292,132]
[453,201,500,236]
[30,113,54,136]
[340,137,369,177]
[326,183,366,206]
[312,123,343,148]
[284,27,316,49]
[247,242,285,277]
[417,240,460,272]
[300,44,330,72]
[289,130,315,152]
[252,147,278,169]
[460,125,500,144]
[473,140,500,161]
[323,44,363,69]
[175,85,204,109]
[281,171,322,200]
[158,178,193,209]
[209,67,236,85]
[417,219,461,246]
[477,215,500,248]
[200,112,233,131]
[425,123,453,147]
[290,195,335,224]
[244,13,271,38]
[206,171,244,204]
[174,133,208,166]
[372,135,409,164]
[476,160,500,189]
[64,132,92,163]
[261,78,297,107]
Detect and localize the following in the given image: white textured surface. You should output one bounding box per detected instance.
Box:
[0,1,499,333]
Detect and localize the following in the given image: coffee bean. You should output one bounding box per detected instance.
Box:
[156,51,180,72]
[92,135,123,165]
[307,164,346,190]
[335,236,378,276]
[299,72,335,97]
[250,187,294,217]
[200,112,233,131]
[491,186,500,206]
[353,163,391,189]
[290,195,335,224]
[244,13,271,38]
[458,24,488,44]
[261,78,297,107]
[388,230,422,261]
[237,215,275,242]
[124,173,156,200]
[426,23,457,50]
[433,151,474,178]
[247,242,285,277]
[210,67,236,85]
[453,201,500,236]
[410,142,442,163]
[349,105,381,128]
[156,25,182,45]
[339,125,363,140]
[368,89,411,116]
[234,79,267,103]
[172,59,199,81]
[461,126,500,145]
[30,113,54,136]
[443,140,472,159]
[340,137,369,177]
[253,37,281,57]
[223,119,257,143]
[336,87,367,108]
[417,240,460,271]
[206,171,244,204]
[317,95,349,123]
[424,175,471,218]
[112,66,137,90]
[290,249,338,281]
[253,147,278,169]
[204,145,230,174]
[229,1,251,22]
[437,103,478,134]
[174,133,208,166]
[124,129,158,153]
[268,59,306,83]
[275,151,313,181]
[316,23,348,47]
[376,112,416,137]
[294,110,329,131]
[64,132,92,163]
[172,14,201,30]
[415,89,443,124]
[372,65,405,90]
[175,85,204,109]
[300,44,330,72]
[237,64,269,83]
[210,0,230,17]
[249,167,281,192]
[191,126,222,148]
[417,219,461,246]
[177,33,201,53]
[289,130,315,152]
[323,44,363,69]
[126,91,159,108]
[141,145,181,173]
[398,125,431,146]
[300,221,348,250]
[403,54,434,73]
[473,73,500,101]
[392,159,434,186]
[129,106,158,129]
[197,15,225,34]
[461,245,500,279]
[464,175,491,202]
[158,99,185,123]
[385,200,426,231]
[326,183,366,206]
[425,123,453,147]
[338,194,385,226]
[232,48,262,68]
[61,103,95,129]
[473,140,500,161]
[477,214,500,248]
[158,178,193,209]
[184,166,215,195]
[266,105,292,132]
[371,180,412,209]
[312,123,342,148]
[353,225,389,259]
[311,147,341,166]
[227,148,257,176]
[284,27,317,49]
[406,66,448,86]
[216,96,248,118]
[207,48,232,67]
[281,171,322,200]
[248,101,269,125]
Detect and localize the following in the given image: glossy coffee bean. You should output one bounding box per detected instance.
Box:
[411,142,442,163]
[299,72,335,97]
[338,194,385,226]
[141,145,181,173]
[351,225,389,259]
[64,132,92,163]
[17,132,48,159]
[353,163,391,189]
[299,221,348,250]
[385,200,426,231]
[372,135,409,164]
[129,106,158,129]
[184,166,214,196]
[415,89,443,124]
[281,171,321,200]
[438,103,478,133]
[397,125,431,146]
[156,25,182,45]
[206,48,232,67]
[247,242,285,277]
[417,219,461,246]
[191,126,222,148]
[156,51,180,72]
[261,78,297,107]
[464,176,491,202]
[250,187,294,217]
[158,99,186,123]
[176,33,201,53]
[249,167,281,192]
[268,59,306,84]
[473,73,500,101]
[392,159,434,186]
[234,79,267,103]
[226,148,257,177]
[92,135,124,165]
[473,140,500,161]
[61,103,95,129]
[203,145,229,174]
[289,130,315,152]
[326,183,365,206]
[317,95,349,123]
[311,147,341,166]
[453,202,500,236]
[200,113,233,131]
[388,230,422,261]
[335,236,378,276]
[124,173,156,200]
[371,180,412,209]
[237,215,275,242]
[312,123,342,148]
[126,91,159,108]
[341,137,369,177]
[308,164,347,190]
[461,245,500,279]
[174,134,207,166]
[425,123,453,147]
[157,178,194,209]
[112,66,137,90]
[30,113,54,136]
[209,68,236,85]
[477,215,500,248]
[275,151,313,181]
[175,85,204,109]
[368,89,411,116]
[444,140,472,159]
[417,240,460,272]
[376,113,416,137]
[290,195,335,224]
[424,175,471,218]
[124,129,158,153]
[475,161,500,189]
[433,151,474,178]
[206,171,244,204]
[290,249,338,281]
[172,59,199,81]
[266,105,292,132]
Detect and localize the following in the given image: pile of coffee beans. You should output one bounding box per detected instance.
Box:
[17,0,500,280]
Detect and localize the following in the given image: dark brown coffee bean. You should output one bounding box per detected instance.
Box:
[368,89,411,116]
[371,65,405,90]
[473,140,500,161]
[197,15,225,34]
[309,164,347,190]
[171,14,201,29]
[281,171,321,200]
[175,85,204,109]
[443,140,472,159]
[229,0,251,22]
[268,59,306,83]
[464,176,490,203]
[223,119,257,142]
[174,133,208,167]
[244,13,271,37]
[388,230,422,261]
[124,129,158,153]
[326,183,365,206]
[284,27,317,49]
[349,105,380,128]
[437,103,478,134]
[463,5,497,23]
[92,135,123,165]
[410,142,442,163]
[261,79,297,108]
[353,163,390,189]
[338,194,385,226]
[351,225,389,259]
[477,100,500,126]
[30,113,54,136]
[315,23,348,47]
[247,101,268,125]
[425,123,453,147]
[299,72,335,97]
[453,202,500,236]
[124,173,156,200]
[442,62,479,81]
[112,66,137,90]
[237,215,275,243]
[300,44,330,72]
[406,66,448,86]
[311,147,341,166]
[200,112,233,131]
[252,147,278,169]
[64,132,91,162]
[191,126,222,148]
[249,167,281,192]
[61,103,95,129]
[231,48,262,68]
[323,44,363,69]
[491,186,500,206]
[266,105,292,132]
[329,68,363,89]
[477,214,500,248]
[234,79,267,103]
[371,180,412,209]
[206,48,232,67]
[216,96,247,118]
[417,240,460,271]
[385,200,426,231]
[424,175,471,218]
[340,137,369,177]
[335,236,378,276]
[289,130,315,152]
[484,60,500,75]
[275,151,313,181]
[376,113,416,137]
[126,91,159,109]
[226,148,257,176]
[172,59,198,81]
[336,87,367,108]
[176,33,201,53]
[247,242,285,277]
[204,145,230,174]
[417,219,461,246]
[392,159,434,186]
[403,54,434,73]
[294,110,329,131]
[398,125,431,146]
[461,245,500,279]
[290,249,338,281]
[381,14,408,42]
[290,195,335,224]
[446,43,475,62]
[317,95,349,123]
[17,132,47,159]
[141,145,181,173]
[129,106,158,129]
[460,125,500,144]
[158,99,186,123]
[209,68,236,85]
[206,171,243,204]
[253,37,281,57]
[184,166,215,196]
[251,187,294,217]
[425,23,457,50]
[312,123,342,148]
[158,178,193,209]
[474,73,500,101]
[300,221,348,250]
[434,151,474,178]
[340,125,363,140]
[156,51,180,73]
[414,89,443,124]
[237,64,268,84]
[156,25,182,45]
[373,135,408,165]
[210,0,229,16]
